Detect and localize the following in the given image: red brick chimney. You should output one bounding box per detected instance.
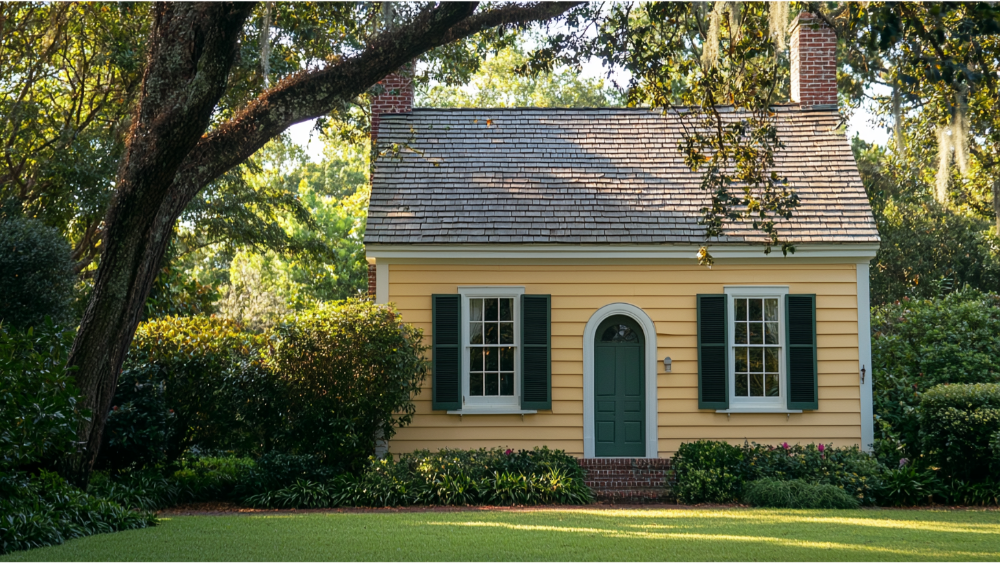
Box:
[789,12,838,108]
[370,67,413,143]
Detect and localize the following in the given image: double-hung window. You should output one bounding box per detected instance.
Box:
[460,286,523,410]
[726,287,788,409]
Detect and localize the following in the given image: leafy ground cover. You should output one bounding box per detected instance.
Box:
[3,508,998,562]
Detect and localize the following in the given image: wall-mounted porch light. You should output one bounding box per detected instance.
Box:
[663,357,672,373]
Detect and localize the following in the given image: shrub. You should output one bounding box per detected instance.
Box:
[918,383,1000,481]
[871,290,1000,460]
[745,443,882,505]
[245,447,592,509]
[669,441,883,505]
[742,478,860,509]
[0,215,75,330]
[268,299,427,471]
[877,463,942,507]
[99,316,283,469]
[0,470,155,555]
[669,441,745,504]
[0,321,86,470]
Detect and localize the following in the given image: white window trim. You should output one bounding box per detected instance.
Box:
[722,286,789,413]
[457,286,525,411]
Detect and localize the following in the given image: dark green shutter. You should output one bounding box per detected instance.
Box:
[786,294,818,410]
[521,294,551,410]
[698,294,729,409]
[432,294,461,410]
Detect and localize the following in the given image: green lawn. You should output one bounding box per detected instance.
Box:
[4,507,1000,562]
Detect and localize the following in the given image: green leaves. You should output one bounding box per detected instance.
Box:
[0,320,85,471]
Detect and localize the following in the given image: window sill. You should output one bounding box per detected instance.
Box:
[716,407,803,414]
[447,409,538,415]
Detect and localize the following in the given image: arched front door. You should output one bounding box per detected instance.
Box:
[594,315,646,457]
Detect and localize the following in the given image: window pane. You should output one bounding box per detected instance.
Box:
[485,373,499,395]
[470,372,484,396]
[750,373,764,396]
[485,298,499,321]
[484,322,498,344]
[735,374,748,396]
[499,322,514,344]
[470,322,483,345]
[484,348,498,371]
[470,299,483,322]
[470,348,483,372]
[765,347,780,373]
[764,298,778,321]
[765,373,780,397]
[499,298,513,321]
[749,322,763,345]
[735,322,748,344]
[749,298,763,321]
[500,347,514,371]
[765,322,780,344]
[500,372,514,396]
[734,347,748,373]
[735,298,747,321]
[748,347,763,373]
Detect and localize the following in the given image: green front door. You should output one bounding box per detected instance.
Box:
[594,315,645,457]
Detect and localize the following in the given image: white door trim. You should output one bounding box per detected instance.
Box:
[583,303,659,458]
[857,263,874,452]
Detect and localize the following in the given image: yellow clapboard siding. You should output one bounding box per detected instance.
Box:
[656,411,860,426]
[385,261,864,455]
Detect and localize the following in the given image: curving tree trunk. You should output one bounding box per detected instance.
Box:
[61,0,581,486]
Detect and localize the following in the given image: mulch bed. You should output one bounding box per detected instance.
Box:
[158,501,998,517]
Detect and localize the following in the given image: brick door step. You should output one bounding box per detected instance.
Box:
[577,458,673,505]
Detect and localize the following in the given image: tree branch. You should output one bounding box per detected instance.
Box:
[166,2,583,218]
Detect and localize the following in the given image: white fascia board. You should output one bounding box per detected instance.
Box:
[366,243,880,263]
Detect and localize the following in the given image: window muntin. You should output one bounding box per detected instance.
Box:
[468,297,515,397]
[733,297,781,397]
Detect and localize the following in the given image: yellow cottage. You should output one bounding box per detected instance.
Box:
[364,14,878,460]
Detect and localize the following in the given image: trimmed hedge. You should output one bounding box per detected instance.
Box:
[669,441,883,505]
[742,478,860,509]
[919,383,1000,481]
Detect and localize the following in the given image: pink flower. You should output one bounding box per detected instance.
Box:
[504,449,513,455]
[782,442,790,450]
[817,443,825,452]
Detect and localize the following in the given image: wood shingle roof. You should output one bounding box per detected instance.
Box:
[366,107,879,245]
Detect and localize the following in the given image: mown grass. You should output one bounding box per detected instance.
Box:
[3,507,999,562]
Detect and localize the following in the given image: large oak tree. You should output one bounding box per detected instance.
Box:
[63,1,580,485]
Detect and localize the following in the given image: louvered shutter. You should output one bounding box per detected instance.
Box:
[786,294,818,410]
[432,294,461,410]
[698,294,729,409]
[520,294,551,410]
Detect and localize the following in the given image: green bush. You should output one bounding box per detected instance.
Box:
[103,300,427,473]
[669,441,745,504]
[0,215,75,330]
[245,447,592,509]
[742,478,860,509]
[871,290,1000,461]
[100,316,283,469]
[669,441,883,505]
[918,383,1000,481]
[268,299,427,470]
[0,470,155,555]
[0,321,86,470]
[877,462,942,507]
